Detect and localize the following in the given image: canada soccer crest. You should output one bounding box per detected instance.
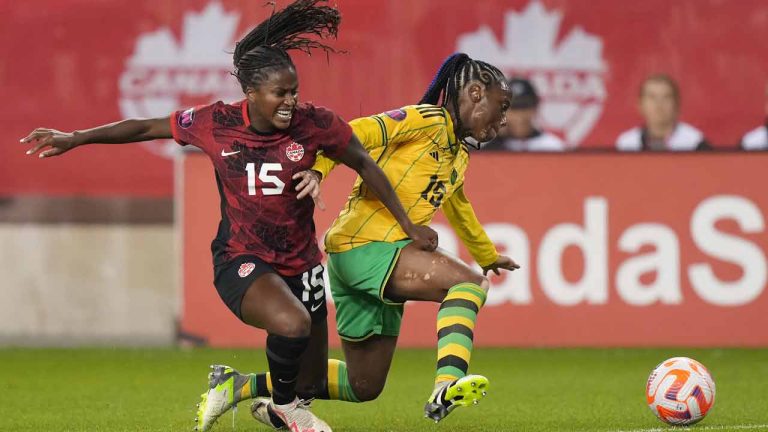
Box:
[286,142,305,162]
[238,263,256,278]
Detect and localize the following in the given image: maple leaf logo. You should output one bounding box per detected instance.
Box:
[285,142,305,162]
[457,0,608,147]
[119,2,244,158]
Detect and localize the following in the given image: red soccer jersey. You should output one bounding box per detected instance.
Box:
[171,100,352,276]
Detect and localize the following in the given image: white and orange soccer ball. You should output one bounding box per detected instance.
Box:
[646,357,716,425]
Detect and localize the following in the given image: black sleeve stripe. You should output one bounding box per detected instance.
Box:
[373,116,388,146]
[417,110,445,116]
[421,113,446,119]
[416,106,444,112]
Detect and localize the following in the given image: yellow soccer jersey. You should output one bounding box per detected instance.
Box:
[313,104,499,267]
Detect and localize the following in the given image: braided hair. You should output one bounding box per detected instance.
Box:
[233,0,341,92]
[419,53,507,147]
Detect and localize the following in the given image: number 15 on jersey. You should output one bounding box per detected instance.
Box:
[245,162,285,196]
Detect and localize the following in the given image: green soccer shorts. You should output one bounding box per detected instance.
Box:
[327,239,411,341]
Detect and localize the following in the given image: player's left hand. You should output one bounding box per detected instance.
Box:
[293,170,325,210]
[482,255,520,276]
[406,224,439,252]
[20,128,79,158]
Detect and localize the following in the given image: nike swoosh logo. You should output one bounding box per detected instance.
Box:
[221,149,240,157]
[310,302,323,312]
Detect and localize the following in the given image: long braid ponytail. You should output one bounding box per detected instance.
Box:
[233,0,341,92]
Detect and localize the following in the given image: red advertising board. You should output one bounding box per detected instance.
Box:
[3,0,768,196]
[180,152,768,347]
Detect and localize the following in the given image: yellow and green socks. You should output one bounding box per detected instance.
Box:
[435,283,487,384]
[239,371,272,402]
[240,359,360,403]
[323,359,361,402]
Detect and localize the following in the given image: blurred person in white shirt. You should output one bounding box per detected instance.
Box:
[740,83,768,150]
[616,74,710,151]
[482,78,565,152]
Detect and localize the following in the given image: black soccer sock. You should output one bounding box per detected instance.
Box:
[266,334,310,405]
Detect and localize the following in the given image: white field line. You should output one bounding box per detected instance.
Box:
[610,424,768,432]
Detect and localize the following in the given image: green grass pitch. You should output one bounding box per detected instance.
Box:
[1,348,767,431]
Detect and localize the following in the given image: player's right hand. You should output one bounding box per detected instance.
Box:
[293,169,326,211]
[20,128,79,158]
[407,224,439,252]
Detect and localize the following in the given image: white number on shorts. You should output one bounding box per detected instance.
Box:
[301,264,325,302]
[245,162,285,196]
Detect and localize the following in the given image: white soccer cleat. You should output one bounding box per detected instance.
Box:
[252,398,319,430]
[270,398,332,432]
[251,397,287,430]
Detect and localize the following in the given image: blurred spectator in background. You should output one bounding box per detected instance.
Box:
[481,78,565,152]
[616,74,710,151]
[740,83,768,150]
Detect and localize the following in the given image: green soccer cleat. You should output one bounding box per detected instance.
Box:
[424,374,489,423]
[194,365,240,431]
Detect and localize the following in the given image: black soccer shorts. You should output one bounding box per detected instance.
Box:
[213,254,328,324]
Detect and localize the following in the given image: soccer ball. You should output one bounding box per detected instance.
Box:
[646,357,716,425]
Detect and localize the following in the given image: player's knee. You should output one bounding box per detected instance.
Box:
[349,376,385,402]
[270,309,312,338]
[459,272,489,294]
[478,275,490,293]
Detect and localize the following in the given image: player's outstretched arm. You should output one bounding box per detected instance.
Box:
[337,135,439,252]
[442,185,520,276]
[21,117,172,158]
